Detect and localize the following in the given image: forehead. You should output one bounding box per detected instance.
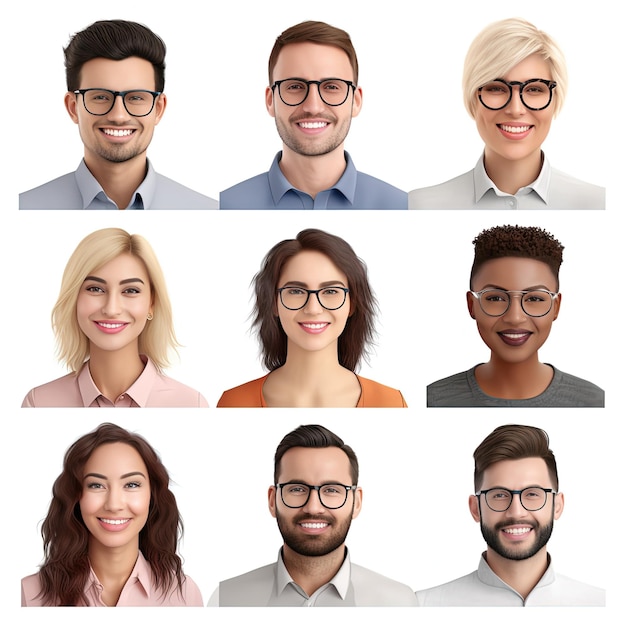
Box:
[273,42,354,81]
[472,257,557,291]
[90,253,150,281]
[503,54,552,81]
[278,250,348,286]
[480,457,553,490]
[278,446,352,483]
[84,442,147,474]
[78,56,156,90]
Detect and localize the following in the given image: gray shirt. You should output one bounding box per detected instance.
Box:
[409,154,605,209]
[427,365,604,407]
[213,548,417,606]
[19,159,217,209]
[416,553,605,606]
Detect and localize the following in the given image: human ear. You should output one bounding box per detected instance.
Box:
[351,86,363,118]
[469,494,481,522]
[553,492,564,520]
[466,291,476,319]
[266,86,275,118]
[64,92,80,124]
[351,487,363,520]
[551,292,562,321]
[153,93,167,125]
[268,485,278,518]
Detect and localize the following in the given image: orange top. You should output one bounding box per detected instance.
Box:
[217,374,407,408]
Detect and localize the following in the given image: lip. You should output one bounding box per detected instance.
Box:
[292,117,333,135]
[500,525,533,541]
[97,517,131,532]
[497,123,533,140]
[298,520,331,534]
[298,322,330,334]
[93,320,129,334]
[497,329,532,346]
[99,127,137,142]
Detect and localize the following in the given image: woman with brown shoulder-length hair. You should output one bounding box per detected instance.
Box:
[217,228,406,407]
[21,423,203,606]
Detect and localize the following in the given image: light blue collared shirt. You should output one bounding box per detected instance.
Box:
[220,151,407,209]
[19,159,217,209]
[409,154,605,209]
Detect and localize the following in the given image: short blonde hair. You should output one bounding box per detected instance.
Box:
[52,228,178,374]
[463,18,568,119]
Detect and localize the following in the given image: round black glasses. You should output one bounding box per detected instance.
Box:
[278,286,349,311]
[271,78,356,106]
[277,482,357,509]
[478,79,557,111]
[476,487,557,512]
[470,289,558,318]
[74,88,162,117]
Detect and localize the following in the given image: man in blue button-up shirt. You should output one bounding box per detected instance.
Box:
[220,21,406,210]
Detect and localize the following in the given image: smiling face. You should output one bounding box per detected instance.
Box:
[467,256,560,366]
[475,54,554,167]
[269,446,362,558]
[266,42,362,157]
[470,457,563,561]
[76,252,153,357]
[277,250,351,359]
[65,56,166,166]
[79,442,151,552]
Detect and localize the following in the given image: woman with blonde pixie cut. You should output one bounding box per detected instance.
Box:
[410,17,604,209]
[23,228,207,407]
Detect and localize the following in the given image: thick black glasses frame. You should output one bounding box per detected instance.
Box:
[74,88,162,117]
[271,78,356,106]
[278,286,350,311]
[476,487,557,512]
[478,78,557,111]
[277,482,357,509]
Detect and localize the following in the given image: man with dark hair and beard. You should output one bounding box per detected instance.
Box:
[416,424,605,606]
[212,424,416,606]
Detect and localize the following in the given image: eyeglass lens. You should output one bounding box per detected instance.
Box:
[279,287,347,310]
[484,487,549,512]
[80,89,157,116]
[277,79,351,106]
[280,484,349,509]
[479,80,553,110]
[478,290,554,317]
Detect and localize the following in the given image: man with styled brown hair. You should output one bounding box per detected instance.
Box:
[220,21,407,209]
[416,424,605,606]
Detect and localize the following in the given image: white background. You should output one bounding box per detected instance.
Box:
[2,0,623,625]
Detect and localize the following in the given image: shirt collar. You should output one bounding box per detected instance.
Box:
[477,551,556,594]
[86,552,152,603]
[77,355,159,407]
[276,546,351,600]
[74,159,156,209]
[473,153,551,204]
[267,151,358,204]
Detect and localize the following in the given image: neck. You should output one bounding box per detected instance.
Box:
[483,149,543,195]
[88,539,139,606]
[282,544,346,597]
[484,547,550,600]
[87,344,146,402]
[83,152,148,209]
[475,355,553,400]
[278,148,347,198]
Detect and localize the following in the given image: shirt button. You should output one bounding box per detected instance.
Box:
[119,395,125,399]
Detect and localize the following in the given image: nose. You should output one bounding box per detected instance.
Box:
[102,291,122,317]
[301,84,326,113]
[302,487,327,514]
[107,93,131,121]
[505,492,528,518]
[302,292,324,315]
[104,486,124,511]
[502,293,527,323]
[505,87,526,116]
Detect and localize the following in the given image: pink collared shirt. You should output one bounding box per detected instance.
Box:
[22,356,208,407]
[21,551,204,606]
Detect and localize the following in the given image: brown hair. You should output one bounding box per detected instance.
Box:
[252,228,377,372]
[36,423,185,606]
[473,424,559,492]
[274,424,359,484]
[268,20,359,84]
[470,225,564,290]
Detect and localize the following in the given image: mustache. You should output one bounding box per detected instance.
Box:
[494,519,538,531]
[289,113,337,124]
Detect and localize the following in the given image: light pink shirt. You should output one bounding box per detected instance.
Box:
[21,551,203,606]
[22,356,208,407]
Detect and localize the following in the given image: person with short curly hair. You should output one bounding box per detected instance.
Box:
[409,18,604,209]
[427,224,604,406]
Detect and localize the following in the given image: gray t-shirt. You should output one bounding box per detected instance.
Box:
[427,365,604,407]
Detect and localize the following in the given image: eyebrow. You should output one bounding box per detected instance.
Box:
[280,280,347,288]
[83,276,145,286]
[84,471,147,480]
[478,283,554,291]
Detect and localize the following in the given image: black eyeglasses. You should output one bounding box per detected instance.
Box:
[277,482,357,509]
[476,487,557,512]
[470,289,558,318]
[74,88,162,117]
[478,78,557,111]
[271,78,356,106]
[278,286,349,311]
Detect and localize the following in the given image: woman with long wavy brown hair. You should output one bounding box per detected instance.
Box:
[21,423,202,606]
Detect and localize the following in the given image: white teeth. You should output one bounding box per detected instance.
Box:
[103,128,134,137]
[503,527,531,535]
[502,333,528,339]
[100,518,129,525]
[301,522,328,529]
[499,124,531,134]
[302,323,328,329]
[298,121,328,129]
[98,322,125,329]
